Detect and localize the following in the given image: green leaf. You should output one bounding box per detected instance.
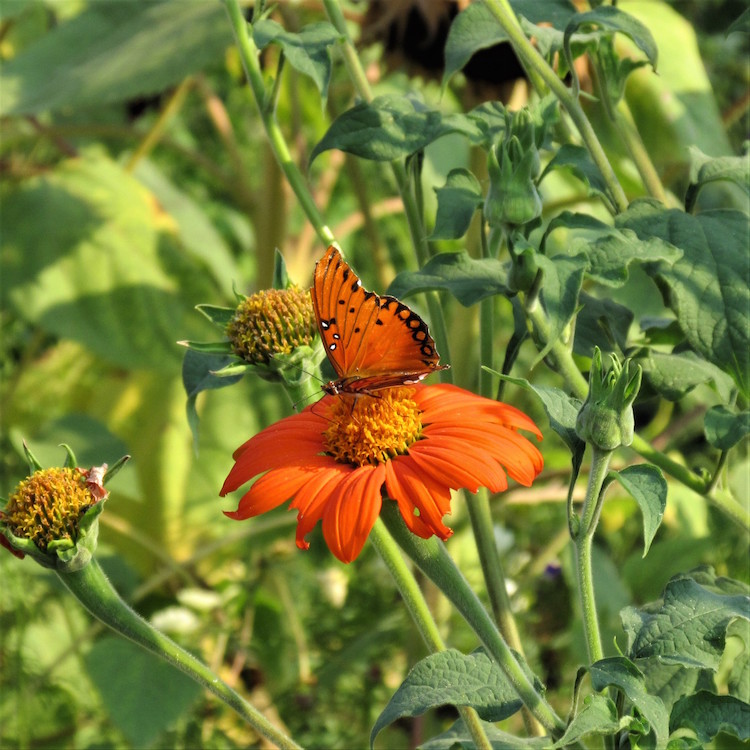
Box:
[638,349,735,403]
[536,253,587,354]
[590,657,669,748]
[704,405,750,451]
[551,694,620,748]
[545,211,682,287]
[1,151,203,369]
[638,662,716,716]
[611,465,666,557]
[618,203,750,397]
[421,719,551,749]
[0,2,231,115]
[253,19,340,100]
[196,304,236,330]
[442,0,577,88]
[310,96,482,162]
[85,636,201,748]
[564,6,658,75]
[574,293,633,356]
[670,691,750,744]
[621,574,750,670]
[495,374,586,486]
[430,168,484,240]
[685,147,750,212]
[387,251,510,306]
[727,8,750,36]
[369,649,524,748]
[726,619,750,703]
[133,160,238,299]
[182,350,243,444]
[541,145,610,204]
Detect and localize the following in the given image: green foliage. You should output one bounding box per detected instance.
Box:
[1,0,748,748]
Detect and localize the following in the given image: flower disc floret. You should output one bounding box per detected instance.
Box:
[221,383,544,564]
[3,468,98,551]
[226,286,317,364]
[323,389,422,466]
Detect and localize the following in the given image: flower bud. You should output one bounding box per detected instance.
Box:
[575,348,642,451]
[0,445,127,571]
[226,285,317,366]
[484,137,542,229]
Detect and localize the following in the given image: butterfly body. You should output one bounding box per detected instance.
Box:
[312,246,449,396]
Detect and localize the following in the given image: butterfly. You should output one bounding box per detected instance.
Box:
[311,245,449,396]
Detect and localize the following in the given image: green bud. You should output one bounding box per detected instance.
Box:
[484,137,542,229]
[575,347,642,451]
[508,241,539,294]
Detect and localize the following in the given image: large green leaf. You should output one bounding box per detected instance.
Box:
[370,649,524,748]
[589,657,669,748]
[310,96,482,162]
[85,636,201,748]
[574,293,633,356]
[611,464,667,557]
[670,691,750,744]
[618,202,750,397]
[541,145,611,205]
[621,573,750,670]
[253,19,340,100]
[0,2,231,115]
[545,211,682,288]
[638,349,735,403]
[1,151,204,369]
[388,251,510,306]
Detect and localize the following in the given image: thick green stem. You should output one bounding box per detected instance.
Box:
[58,559,303,750]
[573,448,612,665]
[380,502,565,737]
[369,520,494,750]
[223,0,335,247]
[481,0,629,214]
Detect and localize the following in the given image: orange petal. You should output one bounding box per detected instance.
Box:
[221,433,322,495]
[291,462,353,549]
[223,456,332,519]
[385,458,453,539]
[322,464,385,563]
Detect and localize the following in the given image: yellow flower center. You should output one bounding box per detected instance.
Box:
[226,285,317,364]
[323,388,423,466]
[4,468,95,551]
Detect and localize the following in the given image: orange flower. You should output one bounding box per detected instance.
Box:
[221,384,543,563]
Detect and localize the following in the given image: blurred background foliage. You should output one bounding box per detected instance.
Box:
[0,1,747,748]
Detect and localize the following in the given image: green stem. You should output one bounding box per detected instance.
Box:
[481,0,629,214]
[573,448,612,665]
[525,305,750,529]
[380,503,565,737]
[321,0,453,375]
[369,520,494,750]
[58,559,303,750]
[223,0,335,247]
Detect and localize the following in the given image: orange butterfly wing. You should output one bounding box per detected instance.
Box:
[312,246,448,394]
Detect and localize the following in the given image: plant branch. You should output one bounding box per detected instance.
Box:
[223,0,336,247]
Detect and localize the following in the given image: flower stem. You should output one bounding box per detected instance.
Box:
[369,519,494,750]
[481,0,629,214]
[573,448,613,665]
[380,503,565,737]
[57,559,304,750]
[222,0,336,248]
